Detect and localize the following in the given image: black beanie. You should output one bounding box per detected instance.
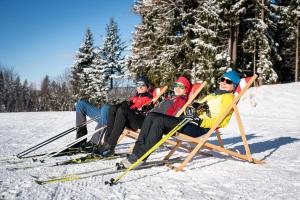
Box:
[136,75,150,87]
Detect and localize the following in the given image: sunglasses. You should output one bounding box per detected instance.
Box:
[220,77,233,84]
[136,82,147,87]
[173,82,185,89]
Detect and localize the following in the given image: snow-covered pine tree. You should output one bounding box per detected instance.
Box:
[22,80,31,112]
[130,0,226,88]
[238,0,279,84]
[82,48,109,106]
[70,28,95,101]
[0,71,4,111]
[40,75,51,111]
[101,18,126,89]
[189,0,227,89]
[277,0,300,82]
[14,76,23,112]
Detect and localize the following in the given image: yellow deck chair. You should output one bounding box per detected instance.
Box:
[118,82,207,147]
[164,74,264,172]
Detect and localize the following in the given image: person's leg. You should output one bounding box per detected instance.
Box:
[131,113,180,160]
[87,103,111,146]
[75,100,105,146]
[104,104,120,143]
[106,102,145,150]
[180,123,209,137]
[76,100,106,127]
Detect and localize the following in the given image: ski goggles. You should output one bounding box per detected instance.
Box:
[172,82,185,89]
[136,81,147,87]
[220,77,233,85]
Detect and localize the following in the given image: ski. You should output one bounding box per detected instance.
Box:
[7,153,128,171]
[6,153,127,171]
[55,153,128,166]
[5,148,86,165]
[34,157,183,185]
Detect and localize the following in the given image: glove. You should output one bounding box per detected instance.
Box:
[141,102,155,113]
[183,107,202,126]
[192,101,209,110]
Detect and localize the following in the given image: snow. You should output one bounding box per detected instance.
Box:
[1,82,300,200]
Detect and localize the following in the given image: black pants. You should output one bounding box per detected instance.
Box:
[132,112,208,160]
[106,101,145,149]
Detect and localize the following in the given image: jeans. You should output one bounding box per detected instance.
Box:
[75,100,110,128]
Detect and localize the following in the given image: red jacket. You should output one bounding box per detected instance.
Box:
[129,93,153,110]
[151,95,187,116]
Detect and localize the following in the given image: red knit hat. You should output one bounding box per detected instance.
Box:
[176,76,191,94]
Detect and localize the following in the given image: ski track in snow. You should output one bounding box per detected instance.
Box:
[0,83,300,200]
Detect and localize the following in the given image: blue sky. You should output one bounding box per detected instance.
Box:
[0,0,140,86]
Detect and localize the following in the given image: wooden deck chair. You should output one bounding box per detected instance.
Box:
[164,74,264,172]
[118,81,207,148]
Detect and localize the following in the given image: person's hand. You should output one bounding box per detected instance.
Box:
[183,107,202,126]
[140,102,155,113]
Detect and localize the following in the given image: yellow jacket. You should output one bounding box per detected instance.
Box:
[195,93,234,128]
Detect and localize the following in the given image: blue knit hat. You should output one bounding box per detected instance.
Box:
[223,70,241,87]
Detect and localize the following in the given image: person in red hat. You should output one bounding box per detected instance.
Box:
[95,76,191,157]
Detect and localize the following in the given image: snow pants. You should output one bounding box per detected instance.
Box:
[106,101,145,149]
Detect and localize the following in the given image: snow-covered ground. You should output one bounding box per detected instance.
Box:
[0,82,300,200]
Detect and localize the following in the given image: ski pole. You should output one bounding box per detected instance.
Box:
[17,116,100,158]
[38,126,105,162]
[17,117,96,158]
[105,118,191,186]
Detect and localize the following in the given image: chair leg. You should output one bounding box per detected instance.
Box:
[215,130,224,148]
[175,142,204,171]
[233,105,253,162]
[164,140,182,160]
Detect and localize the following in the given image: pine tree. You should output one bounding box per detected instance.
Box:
[22,80,31,111]
[130,0,226,89]
[70,28,95,101]
[0,71,4,111]
[189,0,227,89]
[14,76,23,111]
[40,75,51,111]
[101,18,126,89]
[276,0,300,82]
[85,48,109,106]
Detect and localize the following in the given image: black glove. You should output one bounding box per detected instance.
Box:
[192,101,209,110]
[141,102,155,113]
[183,107,202,126]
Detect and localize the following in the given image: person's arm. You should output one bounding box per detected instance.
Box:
[130,96,152,110]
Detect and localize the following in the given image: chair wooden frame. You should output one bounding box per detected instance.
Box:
[164,74,264,172]
[117,82,208,148]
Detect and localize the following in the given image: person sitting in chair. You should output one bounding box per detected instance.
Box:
[95,76,192,158]
[120,70,241,168]
[74,76,153,148]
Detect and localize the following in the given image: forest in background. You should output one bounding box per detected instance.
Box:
[0,0,299,112]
